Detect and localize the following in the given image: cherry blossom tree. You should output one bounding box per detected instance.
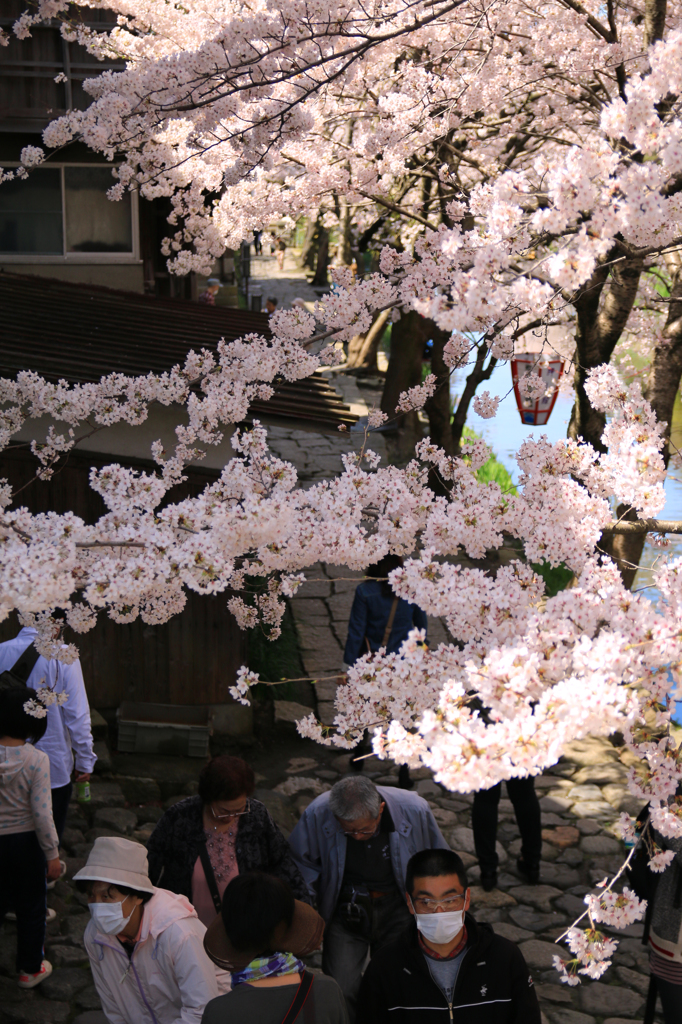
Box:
[6,0,682,982]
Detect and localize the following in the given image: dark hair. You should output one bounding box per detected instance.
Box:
[198,755,255,804]
[0,688,48,742]
[222,872,294,952]
[75,880,153,904]
[405,849,469,895]
[267,296,278,306]
[366,554,404,598]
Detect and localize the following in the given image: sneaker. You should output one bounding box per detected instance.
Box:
[18,960,52,989]
[46,859,67,890]
[516,858,540,884]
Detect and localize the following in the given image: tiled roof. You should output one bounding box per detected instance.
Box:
[0,272,356,430]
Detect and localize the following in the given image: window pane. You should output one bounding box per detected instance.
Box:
[64,167,132,253]
[0,168,63,254]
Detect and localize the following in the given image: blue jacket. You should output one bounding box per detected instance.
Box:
[344,581,428,665]
[288,786,450,922]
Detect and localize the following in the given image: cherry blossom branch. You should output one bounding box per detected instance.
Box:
[602,519,682,535]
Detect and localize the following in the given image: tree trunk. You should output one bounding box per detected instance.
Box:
[614,257,682,586]
[380,310,427,438]
[336,195,353,266]
[645,0,667,45]
[424,327,457,457]
[450,343,497,455]
[346,309,391,374]
[298,218,319,271]
[566,255,644,584]
[646,254,682,465]
[310,227,330,287]
[568,256,643,451]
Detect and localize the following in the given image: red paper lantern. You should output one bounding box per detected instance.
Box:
[511,355,564,426]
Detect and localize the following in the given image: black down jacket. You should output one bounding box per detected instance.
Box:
[355,915,541,1024]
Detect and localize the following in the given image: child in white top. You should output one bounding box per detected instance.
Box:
[0,687,61,988]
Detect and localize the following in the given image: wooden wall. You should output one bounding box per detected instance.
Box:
[0,448,246,711]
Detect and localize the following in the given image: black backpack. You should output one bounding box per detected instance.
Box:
[0,644,41,692]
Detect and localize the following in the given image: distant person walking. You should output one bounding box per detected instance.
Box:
[275,236,286,271]
[0,618,96,850]
[472,778,542,891]
[344,555,427,785]
[198,279,222,305]
[253,230,263,255]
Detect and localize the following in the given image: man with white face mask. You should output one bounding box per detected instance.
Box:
[355,849,541,1024]
[74,837,229,1024]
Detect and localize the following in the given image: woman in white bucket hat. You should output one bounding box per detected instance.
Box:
[74,837,229,1024]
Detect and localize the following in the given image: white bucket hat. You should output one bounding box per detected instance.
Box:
[73,837,155,893]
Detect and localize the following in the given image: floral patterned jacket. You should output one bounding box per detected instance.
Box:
[146,795,310,904]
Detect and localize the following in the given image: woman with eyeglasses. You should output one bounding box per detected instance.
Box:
[147,755,310,927]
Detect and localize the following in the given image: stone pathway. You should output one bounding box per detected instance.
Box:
[249,250,320,313]
[0,729,663,1023]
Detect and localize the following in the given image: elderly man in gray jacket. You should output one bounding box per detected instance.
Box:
[289,775,449,1019]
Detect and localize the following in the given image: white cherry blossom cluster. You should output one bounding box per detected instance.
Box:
[23,686,69,719]
[396,375,438,413]
[472,392,500,419]
[554,929,619,985]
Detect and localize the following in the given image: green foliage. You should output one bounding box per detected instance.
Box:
[462,427,518,495]
[530,560,574,597]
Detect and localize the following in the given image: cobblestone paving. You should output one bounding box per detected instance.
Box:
[0,732,662,1023]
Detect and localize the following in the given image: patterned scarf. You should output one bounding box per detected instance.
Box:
[231,952,305,986]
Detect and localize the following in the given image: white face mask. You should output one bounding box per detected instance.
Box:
[413,909,465,944]
[89,899,135,935]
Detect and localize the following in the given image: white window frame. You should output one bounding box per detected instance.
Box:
[0,163,141,264]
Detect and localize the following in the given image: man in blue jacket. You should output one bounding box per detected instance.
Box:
[289,775,449,1018]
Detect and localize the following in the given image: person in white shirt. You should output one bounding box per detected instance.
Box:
[0,617,97,846]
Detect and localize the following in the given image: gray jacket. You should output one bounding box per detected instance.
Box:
[288,785,450,922]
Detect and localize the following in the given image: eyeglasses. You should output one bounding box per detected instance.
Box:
[336,814,381,838]
[411,894,467,914]
[211,799,250,820]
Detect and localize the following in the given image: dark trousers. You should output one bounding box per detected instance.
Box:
[51,781,73,847]
[322,890,412,1021]
[0,831,47,973]
[472,777,542,874]
[658,977,682,1023]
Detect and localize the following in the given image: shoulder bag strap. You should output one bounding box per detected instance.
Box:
[198,842,223,916]
[281,971,314,1024]
[9,643,41,685]
[381,597,400,648]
